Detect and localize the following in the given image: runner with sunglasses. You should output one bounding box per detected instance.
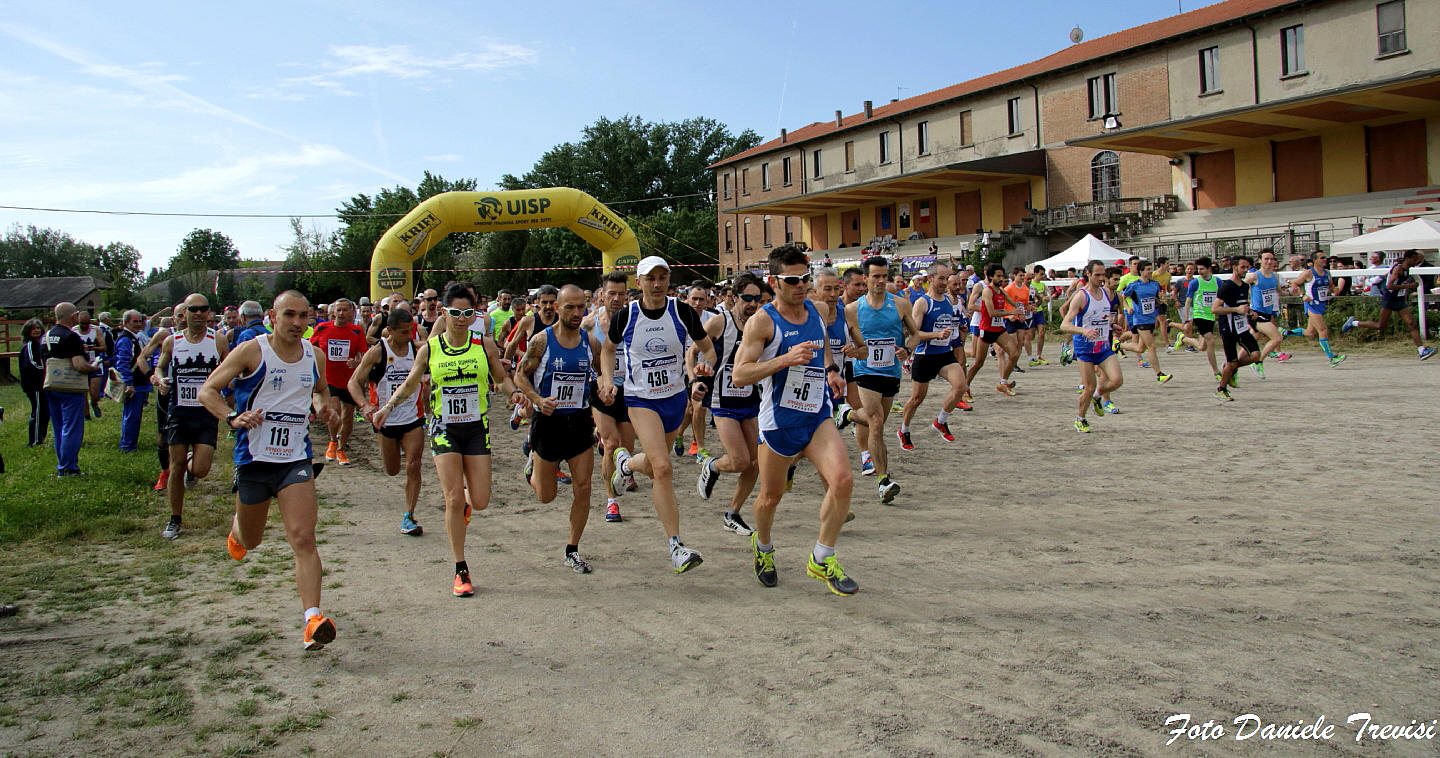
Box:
[695,273,765,536]
[373,284,523,597]
[846,256,946,504]
[154,293,230,539]
[731,245,858,594]
[599,256,717,574]
[349,307,427,537]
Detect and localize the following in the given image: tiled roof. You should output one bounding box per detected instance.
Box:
[711,0,1303,169]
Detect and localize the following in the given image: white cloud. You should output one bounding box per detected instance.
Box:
[257,42,538,100]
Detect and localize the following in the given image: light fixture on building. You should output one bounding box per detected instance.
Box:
[1102,113,1122,130]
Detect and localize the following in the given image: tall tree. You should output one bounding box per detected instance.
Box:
[0,224,90,279]
[495,115,760,290]
[335,171,479,295]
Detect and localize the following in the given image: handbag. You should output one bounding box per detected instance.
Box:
[44,358,90,393]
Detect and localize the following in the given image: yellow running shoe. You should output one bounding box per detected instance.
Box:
[806,554,859,596]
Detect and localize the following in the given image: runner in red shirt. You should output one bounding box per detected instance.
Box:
[309,298,369,466]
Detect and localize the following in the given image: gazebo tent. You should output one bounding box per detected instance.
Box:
[1032,234,1127,273]
[1329,218,1440,255]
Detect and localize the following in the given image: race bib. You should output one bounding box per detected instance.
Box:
[779,366,826,414]
[1201,291,1216,308]
[550,371,587,410]
[176,375,204,407]
[635,355,681,399]
[1139,298,1155,315]
[865,338,896,368]
[440,385,480,423]
[1262,290,1279,309]
[717,366,750,399]
[1087,316,1111,344]
[1231,313,1251,333]
[1315,284,1330,302]
[327,339,349,362]
[258,411,306,460]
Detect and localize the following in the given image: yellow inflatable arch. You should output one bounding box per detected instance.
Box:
[369,188,641,302]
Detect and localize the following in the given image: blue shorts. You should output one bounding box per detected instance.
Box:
[759,415,829,457]
[1004,319,1022,334]
[969,325,980,337]
[711,405,759,422]
[1305,302,1327,316]
[1076,346,1116,364]
[625,391,689,434]
[1029,311,1047,328]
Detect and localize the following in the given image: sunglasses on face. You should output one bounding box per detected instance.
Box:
[445,307,475,318]
[425,296,437,301]
[737,293,761,303]
[777,274,812,287]
[187,305,210,312]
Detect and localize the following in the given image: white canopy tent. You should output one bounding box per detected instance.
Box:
[1031,234,1126,273]
[1329,217,1440,255]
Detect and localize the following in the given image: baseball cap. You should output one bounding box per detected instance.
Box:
[636,256,669,276]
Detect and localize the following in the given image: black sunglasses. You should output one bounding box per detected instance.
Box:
[186,305,210,312]
[425,296,438,301]
[776,274,812,286]
[737,293,761,303]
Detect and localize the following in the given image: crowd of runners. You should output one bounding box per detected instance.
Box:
[18,243,1435,651]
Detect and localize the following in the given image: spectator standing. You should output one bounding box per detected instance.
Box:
[232,301,268,348]
[113,310,153,452]
[18,318,48,447]
[44,303,101,475]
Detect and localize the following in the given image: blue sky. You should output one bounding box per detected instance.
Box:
[1,0,1196,273]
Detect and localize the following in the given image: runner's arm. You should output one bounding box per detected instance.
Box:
[154,336,175,392]
[348,344,383,415]
[1058,292,1090,337]
[199,339,259,424]
[730,309,789,387]
[503,315,531,362]
[481,333,522,407]
[513,336,550,412]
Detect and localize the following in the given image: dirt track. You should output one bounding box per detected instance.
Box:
[3,348,1438,756]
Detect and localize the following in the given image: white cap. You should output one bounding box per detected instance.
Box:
[636,256,669,276]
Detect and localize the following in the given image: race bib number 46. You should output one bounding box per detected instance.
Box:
[780,366,826,414]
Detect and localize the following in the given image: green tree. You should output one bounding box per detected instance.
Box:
[495,115,760,290]
[335,171,479,296]
[90,241,143,309]
[0,224,90,278]
[164,228,240,298]
[276,218,344,302]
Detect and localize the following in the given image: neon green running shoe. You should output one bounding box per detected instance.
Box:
[806,553,859,596]
[752,533,777,588]
[1074,418,1091,433]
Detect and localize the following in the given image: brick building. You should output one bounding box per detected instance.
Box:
[711,0,1439,273]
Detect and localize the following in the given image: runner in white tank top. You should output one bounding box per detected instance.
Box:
[199,290,341,652]
[349,307,428,538]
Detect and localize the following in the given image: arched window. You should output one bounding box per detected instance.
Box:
[1091,151,1120,202]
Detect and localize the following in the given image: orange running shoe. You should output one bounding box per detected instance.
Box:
[153,469,169,492]
[463,502,471,526]
[686,441,699,456]
[303,614,336,651]
[956,399,974,412]
[324,439,338,462]
[453,571,474,597]
[335,448,351,466]
[996,382,1017,397]
[227,532,247,561]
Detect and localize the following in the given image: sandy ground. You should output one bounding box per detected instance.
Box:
[3,346,1439,757]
